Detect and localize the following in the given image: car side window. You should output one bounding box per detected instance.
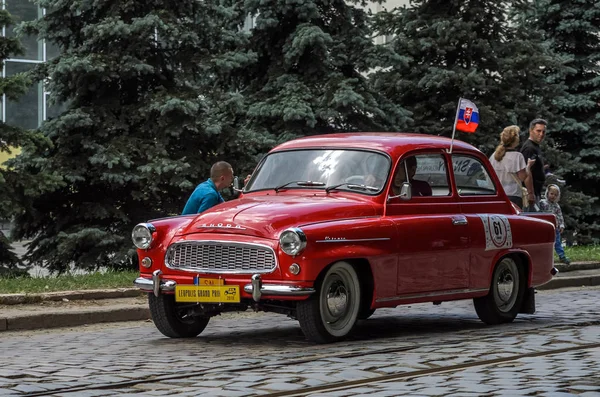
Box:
[390,154,450,198]
[414,154,451,196]
[452,155,496,196]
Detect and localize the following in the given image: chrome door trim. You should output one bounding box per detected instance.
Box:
[316,238,391,243]
[376,288,488,303]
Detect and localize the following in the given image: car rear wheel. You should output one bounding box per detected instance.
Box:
[297,261,361,343]
[149,293,210,338]
[474,257,525,325]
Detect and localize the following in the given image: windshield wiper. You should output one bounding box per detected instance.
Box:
[274,180,325,193]
[325,183,380,193]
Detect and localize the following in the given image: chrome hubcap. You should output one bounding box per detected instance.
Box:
[497,270,515,303]
[326,281,348,318]
[318,263,360,337]
[494,259,519,313]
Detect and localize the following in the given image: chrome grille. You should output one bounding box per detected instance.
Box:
[165,241,277,274]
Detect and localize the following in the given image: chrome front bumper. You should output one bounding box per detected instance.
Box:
[134,270,176,297]
[134,271,315,302]
[243,274,315,302]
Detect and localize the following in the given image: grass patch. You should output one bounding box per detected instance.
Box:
[1,245,598,295]
[0,270,139,294]
[555,245,600,262]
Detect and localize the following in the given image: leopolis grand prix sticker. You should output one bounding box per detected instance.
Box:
[478,214,513,251]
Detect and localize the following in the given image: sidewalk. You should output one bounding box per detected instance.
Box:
[1,262,599,332]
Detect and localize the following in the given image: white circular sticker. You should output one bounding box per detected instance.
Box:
[479,214,513,251]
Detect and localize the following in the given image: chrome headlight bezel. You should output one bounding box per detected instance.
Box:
[279,228,307,256]
[132,223,156,250]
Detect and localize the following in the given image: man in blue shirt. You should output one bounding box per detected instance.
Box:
[182,161,234,215]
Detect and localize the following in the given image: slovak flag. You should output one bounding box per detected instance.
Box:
[455,98,479,133]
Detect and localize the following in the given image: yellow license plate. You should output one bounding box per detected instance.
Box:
[197,278,224,286]
[175,285,240,303]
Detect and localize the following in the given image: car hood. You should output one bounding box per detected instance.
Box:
[176,194,379,240]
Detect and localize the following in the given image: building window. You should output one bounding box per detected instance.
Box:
[45,91,68,120]
[6,0,43,61]
[4,61,43,129]
[2,0,62,129]
[243,14,257,32]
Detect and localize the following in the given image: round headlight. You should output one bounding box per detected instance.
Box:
[132,223,155,249]
[279,228,307,256]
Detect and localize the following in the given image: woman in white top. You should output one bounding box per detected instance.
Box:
[489,125,534,209]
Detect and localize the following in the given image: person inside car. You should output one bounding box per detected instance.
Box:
[391,156,432,197]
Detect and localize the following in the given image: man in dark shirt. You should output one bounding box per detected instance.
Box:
[520,118,547,210]
[391,156,432,197]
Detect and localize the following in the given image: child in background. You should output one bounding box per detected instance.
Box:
[540,184,571,265]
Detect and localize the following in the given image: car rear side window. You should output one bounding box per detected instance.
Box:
[391,154,451,197]
[452,155,496,196]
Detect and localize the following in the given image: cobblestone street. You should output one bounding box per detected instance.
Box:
[1,287,599,396]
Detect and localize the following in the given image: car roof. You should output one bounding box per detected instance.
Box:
[271,132,479,158]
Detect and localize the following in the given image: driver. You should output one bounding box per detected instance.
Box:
[364,173,383,188]
[391,156,432,197]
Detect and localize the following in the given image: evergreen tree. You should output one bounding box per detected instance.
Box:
[10,0,245,273]
[372,0,568,155]
[224,0,410,161]
[0,7,37,274]
[534,0,600,243]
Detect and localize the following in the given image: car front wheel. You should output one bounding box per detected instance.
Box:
[474,257,525,325]
[297,261,361,343]
[148,293,210,338]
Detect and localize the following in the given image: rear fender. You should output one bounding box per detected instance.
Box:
[488,249,533,287]
[520,212,556,227]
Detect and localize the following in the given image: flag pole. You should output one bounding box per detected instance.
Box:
[448,98,462,154]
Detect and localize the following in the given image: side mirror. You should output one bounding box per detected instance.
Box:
[387,182,412,201]
[233,176,243,193]
[399,182,411,200]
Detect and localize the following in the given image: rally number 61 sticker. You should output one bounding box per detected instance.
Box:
[478,214,513,251]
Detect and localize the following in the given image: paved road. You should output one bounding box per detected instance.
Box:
[1,287,599,396]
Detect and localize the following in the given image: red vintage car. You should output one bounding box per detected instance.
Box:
[133,133,557,343]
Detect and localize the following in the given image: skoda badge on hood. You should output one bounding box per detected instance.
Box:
[196,223,246,230]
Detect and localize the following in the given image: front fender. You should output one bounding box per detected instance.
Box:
[283,218,398,299]
[136,215,195,272]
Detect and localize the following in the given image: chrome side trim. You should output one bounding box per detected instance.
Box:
[134,276,177,295]
[315,238,391,243]
[375,288,489,303]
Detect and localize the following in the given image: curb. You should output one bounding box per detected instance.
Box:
[1,264,600,332]
[537,275,600,290]
[554,261,600,273]
[0,288,144,305]
[0,306,150,332]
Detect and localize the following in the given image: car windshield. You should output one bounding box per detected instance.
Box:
[246,149,391,194]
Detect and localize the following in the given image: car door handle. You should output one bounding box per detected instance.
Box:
[452,216,468,226]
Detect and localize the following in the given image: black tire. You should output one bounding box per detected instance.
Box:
[474,257,525,325]
[148,293,210,338]
[297,261,361,343]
